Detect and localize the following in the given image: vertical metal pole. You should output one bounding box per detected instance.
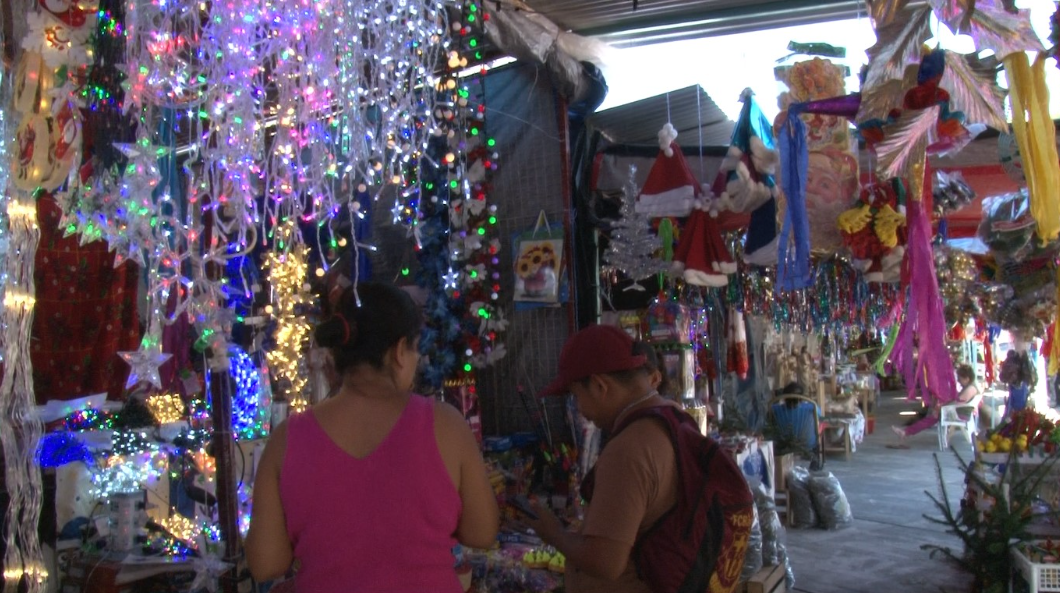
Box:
[209,363,240,593]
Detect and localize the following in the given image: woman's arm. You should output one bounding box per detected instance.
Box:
[436,404,499,549]
[245,422,294,582]
[958,384,980,404]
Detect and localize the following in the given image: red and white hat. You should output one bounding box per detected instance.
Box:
[636,123,698,218]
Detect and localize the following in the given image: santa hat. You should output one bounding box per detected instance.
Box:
[636,123,698,218]
[671,202,737,287]
[711,89,780,265]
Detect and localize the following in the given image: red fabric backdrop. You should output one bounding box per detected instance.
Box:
[32,194,142,403]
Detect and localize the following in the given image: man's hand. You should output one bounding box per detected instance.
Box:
[523,500,565,544]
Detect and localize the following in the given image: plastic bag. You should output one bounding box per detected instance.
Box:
[787,466,818,528]
[932,170,976,215]
[807,470,853,529]
[752,484,780,565]
[740,500,763,581]
[752,483,796,589]
[978,191,1035,261]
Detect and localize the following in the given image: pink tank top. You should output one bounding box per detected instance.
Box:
[280,395,463,593]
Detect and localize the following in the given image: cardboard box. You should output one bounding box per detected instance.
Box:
[774,453,794,493]
[738,564,786,593]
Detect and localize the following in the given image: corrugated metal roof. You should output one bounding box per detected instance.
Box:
[523,0,869,46]
[589,85,734,146]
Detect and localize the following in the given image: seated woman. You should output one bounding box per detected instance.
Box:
[892,364,980,441]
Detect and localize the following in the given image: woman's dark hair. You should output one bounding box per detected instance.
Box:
[315,281,422,373]
[781,382,805,395]
[956,364,975,382]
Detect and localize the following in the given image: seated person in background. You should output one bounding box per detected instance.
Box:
[892,364,980,441]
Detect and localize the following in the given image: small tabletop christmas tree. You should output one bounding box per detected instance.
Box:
[606,166,667,290]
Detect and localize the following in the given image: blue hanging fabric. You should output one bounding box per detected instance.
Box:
[776,111,811,290]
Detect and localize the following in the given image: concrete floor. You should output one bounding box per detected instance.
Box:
[781,391,976,593]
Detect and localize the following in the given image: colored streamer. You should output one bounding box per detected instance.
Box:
[890,200,958,404]
[776,114,811,290]
[1004,52,1060,243]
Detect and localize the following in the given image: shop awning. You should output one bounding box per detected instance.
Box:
[524,0,879,47]
[588,85,734,146]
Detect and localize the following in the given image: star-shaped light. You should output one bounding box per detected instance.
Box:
[442,267,460,290]
[118,338,173,390]
[390,200,405,224]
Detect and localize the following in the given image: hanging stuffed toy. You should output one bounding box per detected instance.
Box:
[726,307,749,380]
[671,200,736,287]
[636,123,698,218]
[710,89,779,266]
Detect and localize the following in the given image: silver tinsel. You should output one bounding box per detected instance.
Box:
[605,167,668,289]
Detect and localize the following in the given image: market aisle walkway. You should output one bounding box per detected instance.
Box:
[783,391,974,593]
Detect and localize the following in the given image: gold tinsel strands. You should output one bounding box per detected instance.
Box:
[264,225,313,413]
[1004,52,1060,244]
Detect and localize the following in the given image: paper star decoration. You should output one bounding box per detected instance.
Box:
[118,343,173,390]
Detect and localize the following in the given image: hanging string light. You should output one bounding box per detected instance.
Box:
[264,221,312,412]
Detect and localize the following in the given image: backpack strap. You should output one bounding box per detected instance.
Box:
[611,404,697,439]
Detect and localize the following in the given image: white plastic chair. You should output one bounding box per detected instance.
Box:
[938,397,981,451]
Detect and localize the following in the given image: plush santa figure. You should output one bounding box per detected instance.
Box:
[636,123,698,218]
[710,89,780,266]
[671,199,737,287]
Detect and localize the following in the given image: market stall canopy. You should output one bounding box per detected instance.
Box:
[588,85,733,146]
[521,0,868,46]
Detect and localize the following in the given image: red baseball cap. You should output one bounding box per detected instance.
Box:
[540,324,648,396]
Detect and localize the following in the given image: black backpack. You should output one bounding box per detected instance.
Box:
[582,405,753,593]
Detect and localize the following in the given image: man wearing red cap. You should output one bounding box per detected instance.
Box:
[529,324,680,593]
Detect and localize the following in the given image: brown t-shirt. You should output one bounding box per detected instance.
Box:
[566,413,679,593]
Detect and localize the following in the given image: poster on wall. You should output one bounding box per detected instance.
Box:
[775,56,860,252]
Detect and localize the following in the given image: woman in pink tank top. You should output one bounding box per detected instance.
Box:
[246,282,499,592]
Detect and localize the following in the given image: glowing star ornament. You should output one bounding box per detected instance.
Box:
[118,341,172,390]
[443,267,460,290]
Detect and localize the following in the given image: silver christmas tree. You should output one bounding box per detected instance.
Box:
[605,166,667,290]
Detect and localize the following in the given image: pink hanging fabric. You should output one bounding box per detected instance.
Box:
[888,199,957,404]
